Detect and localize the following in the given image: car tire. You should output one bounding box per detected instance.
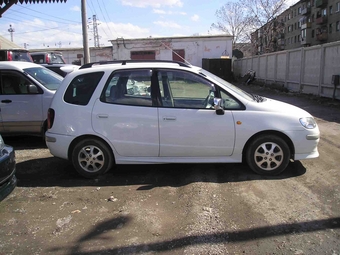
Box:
[72,138,113,178]
[246,135,290,175]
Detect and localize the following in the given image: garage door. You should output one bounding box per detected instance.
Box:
[131,51,155,60]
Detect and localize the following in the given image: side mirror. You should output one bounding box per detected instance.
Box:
[28,84,39,94]
[214,98,225,115]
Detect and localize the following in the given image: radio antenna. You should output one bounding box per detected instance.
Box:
[161,42,192,66]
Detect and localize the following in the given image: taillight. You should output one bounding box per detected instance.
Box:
[47,108,55,129]
[46,54,51,63]
[7,51,12,61]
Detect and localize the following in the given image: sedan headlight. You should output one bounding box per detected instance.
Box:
[0,135,4,150]
[0,135,4,157]
[299,117,317,129]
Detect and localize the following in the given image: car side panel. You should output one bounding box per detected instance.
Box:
[0,94,43,134]
[92,100,159,157]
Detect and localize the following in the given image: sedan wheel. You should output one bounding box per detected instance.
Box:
[72,139,113,178]
[246,135,290,175]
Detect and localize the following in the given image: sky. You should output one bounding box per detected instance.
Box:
[0,0,229,50]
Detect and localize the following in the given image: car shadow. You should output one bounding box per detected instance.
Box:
[15,156,306,188]
[3,135,47,149]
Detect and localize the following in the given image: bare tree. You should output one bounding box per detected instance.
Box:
[244,0,287,54]
[212,0,288,55]
[211,2,251,48]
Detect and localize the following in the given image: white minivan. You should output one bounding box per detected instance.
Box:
[45,60,320,178]
[0,61,63,137]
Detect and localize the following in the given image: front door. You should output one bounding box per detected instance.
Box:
[0,71,43,134]
[157,69,235,157]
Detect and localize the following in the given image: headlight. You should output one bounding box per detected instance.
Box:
[0,135,4,157]
[299,117,317,129]
[0,135,4,150]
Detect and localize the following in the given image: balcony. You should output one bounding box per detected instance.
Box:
[301,7,311,15]
[316,0,327,8]
[316,33,328,41]
[316,16,327,25]
[301,34,312,45]
[301,22,311,29]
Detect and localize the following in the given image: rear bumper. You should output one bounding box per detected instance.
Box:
[45,132,74,160]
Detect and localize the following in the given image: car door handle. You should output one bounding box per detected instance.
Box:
[1,100,12,103]
[163,116,176,121]
[97,114,108,118]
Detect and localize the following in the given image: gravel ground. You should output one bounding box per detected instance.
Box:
[0,83,339,255]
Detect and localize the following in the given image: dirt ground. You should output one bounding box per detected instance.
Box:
[1,83,340,255]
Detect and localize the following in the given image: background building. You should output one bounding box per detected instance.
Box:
[251,0,340,55]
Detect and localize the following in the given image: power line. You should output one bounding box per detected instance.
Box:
[98,0,117,38]
[17,5,80,24]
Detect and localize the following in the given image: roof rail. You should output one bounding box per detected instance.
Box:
[79,60,191,69]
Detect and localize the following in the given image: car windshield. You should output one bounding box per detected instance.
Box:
[24,67,63,90]
[199,69,254,101]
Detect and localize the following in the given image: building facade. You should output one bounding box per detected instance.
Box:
[109,35,233,67]
[251,0,340,55]
[30,35,233,68]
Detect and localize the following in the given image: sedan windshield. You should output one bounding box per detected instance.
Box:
[199,69,254,101]
[24,67,63,90]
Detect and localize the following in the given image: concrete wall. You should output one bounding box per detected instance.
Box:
[234,41,340,100]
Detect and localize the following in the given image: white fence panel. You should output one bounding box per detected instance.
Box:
[233,41,340,100]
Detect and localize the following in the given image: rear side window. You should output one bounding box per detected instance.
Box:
[101,69,152,107]
[64,72,104,106]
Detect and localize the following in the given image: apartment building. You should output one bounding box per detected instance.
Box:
[251,0,340,55]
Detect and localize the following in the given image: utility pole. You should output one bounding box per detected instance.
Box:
[81,0,90,63]
[93,15,100,48]
[8,24,14,42]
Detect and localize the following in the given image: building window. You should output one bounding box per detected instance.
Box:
[322,8,327,16]
[329,5,333,14]
[336,2,340,12]
[336,21,340,31]
[312,29,315,38]
[298,7,302,14]
[329,23,333,33]
[298,34,301,42]
[311,14,315,22]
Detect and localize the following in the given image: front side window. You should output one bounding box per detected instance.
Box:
[0,71,38,95]
[102,69,152,107]
[158,70,214,109]
[24,67,63,90]
[219,89,243,110]
[64,72,104,105]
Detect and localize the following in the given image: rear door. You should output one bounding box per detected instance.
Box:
[92,69,159,157]
[0,70,43,134]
